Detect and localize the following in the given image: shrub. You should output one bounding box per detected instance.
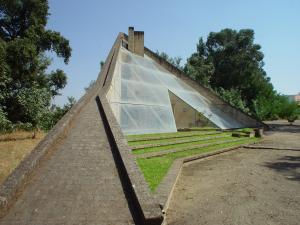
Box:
[0,108,13,132]
[216,87,250,114]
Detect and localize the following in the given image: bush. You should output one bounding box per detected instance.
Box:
[253,94,300,121]
[0,108,13,132]
[216,87,250,114]
[284,102,299,124]
[13,122,34,131]
[13,86,52,130]
[39,96,76,131]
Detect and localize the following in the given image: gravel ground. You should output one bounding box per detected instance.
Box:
[166,121,300,225]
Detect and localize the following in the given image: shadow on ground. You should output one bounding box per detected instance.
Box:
[264,155,300,182]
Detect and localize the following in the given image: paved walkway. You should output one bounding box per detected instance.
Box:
[0,99,134,225]
[166,122,300,225]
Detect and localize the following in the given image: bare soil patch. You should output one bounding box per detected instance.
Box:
[166,121,300,225]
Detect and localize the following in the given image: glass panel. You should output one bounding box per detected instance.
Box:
[121,80,170,106]
[106,47,244,134]
[121,62,163,85]
[120,104,177,135]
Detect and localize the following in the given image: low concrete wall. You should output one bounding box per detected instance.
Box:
[97,95,163,224]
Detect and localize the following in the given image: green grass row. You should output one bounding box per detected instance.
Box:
[132,135,234,155]
[126,130,220,141]
[127,132,226,146]
[137,137,259,191]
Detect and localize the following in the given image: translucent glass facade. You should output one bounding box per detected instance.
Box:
[106,47,243,134]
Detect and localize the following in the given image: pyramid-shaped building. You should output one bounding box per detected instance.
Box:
[0,28,265,225]
[105,27,263,135]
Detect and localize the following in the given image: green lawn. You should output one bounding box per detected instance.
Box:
[137,138,258,191]
[127,128,259,191]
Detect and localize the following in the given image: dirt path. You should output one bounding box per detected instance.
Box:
[166,121,300,225]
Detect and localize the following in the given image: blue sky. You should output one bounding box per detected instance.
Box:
[47,0,300,105]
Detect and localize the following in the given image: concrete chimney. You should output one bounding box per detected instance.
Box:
[134,31,144,56]
[128,27,134,52]
[127,27,144,57]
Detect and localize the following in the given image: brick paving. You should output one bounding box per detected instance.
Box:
[0,99,134,225]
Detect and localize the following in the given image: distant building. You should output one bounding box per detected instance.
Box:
[287,92,300,105]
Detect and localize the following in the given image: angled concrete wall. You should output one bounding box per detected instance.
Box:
[143,46,265,129]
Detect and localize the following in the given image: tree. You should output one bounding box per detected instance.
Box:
[215,87,250,113]
[185,28,275,117]
[40,96,76,131]
[184,38,214,87]
[253,94,300,122]
[156,51,183,70]
[0,0,72,129]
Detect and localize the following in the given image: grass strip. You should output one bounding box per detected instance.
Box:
[127,131,222,142]
[131,134,230,150]
[135,138,247,158]
[128,132,227,146]
[132,135,236,155]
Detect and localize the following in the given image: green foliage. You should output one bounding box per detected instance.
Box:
[184,38,214,86]
[184,28,288,120]
[0,107,12,132]
[278,99,299,122]
[0,0,72,131]
[15,86,51,128]
[156,51,183,70]
[285,104,299,122]
[253,94,300,121]
[48,69,67,96]
[215,87,250,113]
[40,96,76,131]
